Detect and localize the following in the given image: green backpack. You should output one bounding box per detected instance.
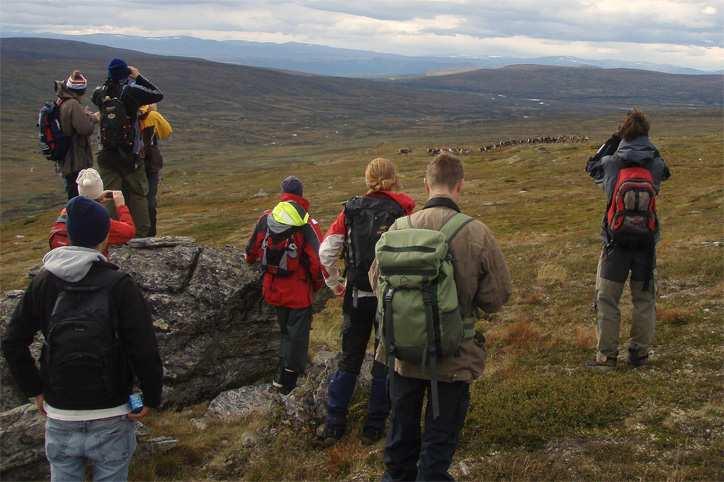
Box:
[375,212,474,418]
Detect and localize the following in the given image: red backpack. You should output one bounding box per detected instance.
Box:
[260,227,301,276]
[606,165,658,246]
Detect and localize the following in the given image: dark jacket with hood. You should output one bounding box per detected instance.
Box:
[588,135,671,243]
[92,75,164,157]
[1,246,163,410]
[55,82,97,176]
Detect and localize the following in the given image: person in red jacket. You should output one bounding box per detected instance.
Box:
[50,169,136,257]
[318,157,415,445]
[245,176,323,394]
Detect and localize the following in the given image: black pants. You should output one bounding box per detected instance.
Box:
[383,373,470,482]
[599,243,655,283]
[64,171,80,200]
[146,169,160,237]
[276,307,311,374]
[339,295,379,374]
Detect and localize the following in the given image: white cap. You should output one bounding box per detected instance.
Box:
[76,168,104,200]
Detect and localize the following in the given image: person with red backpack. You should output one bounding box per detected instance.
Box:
[245,177,323,394]
[50,169,136,257]
[318,158,415,446]
[586,109,671,370]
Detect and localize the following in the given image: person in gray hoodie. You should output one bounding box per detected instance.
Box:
[2,196,162,482]
[586,109,671,370]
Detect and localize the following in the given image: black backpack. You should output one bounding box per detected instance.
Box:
[37,99,70,162]
[344,196,405,291]
[43,269,130,407]
[98,82,133,151]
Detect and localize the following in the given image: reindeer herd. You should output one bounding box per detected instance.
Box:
[397,135,591,156]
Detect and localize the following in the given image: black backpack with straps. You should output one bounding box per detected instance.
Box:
[343,195,405,291]
[42,268,131,408]
[98,81,133,152]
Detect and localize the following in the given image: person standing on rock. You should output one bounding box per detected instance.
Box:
[92,58,164,238]
[49,168,136,256]
[244,176,323,394]
[318,158,415,446]
[54,70,99,199]
[2,196,163,482]
[585,109,671,370]
[369,154,511,482]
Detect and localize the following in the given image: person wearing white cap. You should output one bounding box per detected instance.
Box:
[49,169,136,257]
[54,70,100,199]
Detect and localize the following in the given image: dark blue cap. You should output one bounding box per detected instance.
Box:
[66,197,111,248]
[108,58,130,81]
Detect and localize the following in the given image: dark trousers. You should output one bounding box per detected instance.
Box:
[383,373,470,482]
[146,170,160,237]
[64,171,80,200]
[327,296,389,431]
[276,307,312,374]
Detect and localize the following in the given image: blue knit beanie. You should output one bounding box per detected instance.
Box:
[66,197,111,248]
[281,176,303,197]
[108,58,130,81]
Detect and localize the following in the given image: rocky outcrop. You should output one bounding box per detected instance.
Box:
[205,350,374,429]
[0,236,332,479]
[0,237,284,409]
[112,237,281,407]
[0,404,47,481]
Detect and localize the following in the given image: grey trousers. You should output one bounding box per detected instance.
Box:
[595,246,656,359]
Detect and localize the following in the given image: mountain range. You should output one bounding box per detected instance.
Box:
[1,37,721,153]
[2,31,720,78]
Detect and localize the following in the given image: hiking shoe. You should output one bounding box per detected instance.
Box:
[319,424,345,447]
[360,426,385,445]
[585,357,617,371]
[628,352,649,368]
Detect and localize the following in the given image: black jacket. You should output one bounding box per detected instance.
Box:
[92,74,164,121]
[1,261,163,409]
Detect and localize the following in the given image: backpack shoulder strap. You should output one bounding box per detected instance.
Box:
[398,215,413,230]
[439,212,474,244]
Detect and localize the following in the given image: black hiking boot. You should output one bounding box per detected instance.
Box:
[628,350,649,368]
[585,356,617,371]
[319,424,345,447]
[272,368,298,395]
[360,425,385,446]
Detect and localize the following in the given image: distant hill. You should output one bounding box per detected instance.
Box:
[2,32,719,77]
[1,37,721,152]
[402,64,724,107]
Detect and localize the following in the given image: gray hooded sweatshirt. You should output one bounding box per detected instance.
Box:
[42,246,108,283]
[589,135,671,243]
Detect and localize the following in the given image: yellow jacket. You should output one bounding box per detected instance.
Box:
[140,110,173,140]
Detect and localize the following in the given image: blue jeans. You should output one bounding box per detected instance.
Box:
[45,416,137,482]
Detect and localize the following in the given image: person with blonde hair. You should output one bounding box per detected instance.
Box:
[318,157,415,445]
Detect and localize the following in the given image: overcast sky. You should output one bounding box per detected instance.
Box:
[2,0,723,70]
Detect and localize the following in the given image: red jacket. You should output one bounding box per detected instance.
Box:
[245,193,323,309]
[319,190,416,292]
[49,205,136,257]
